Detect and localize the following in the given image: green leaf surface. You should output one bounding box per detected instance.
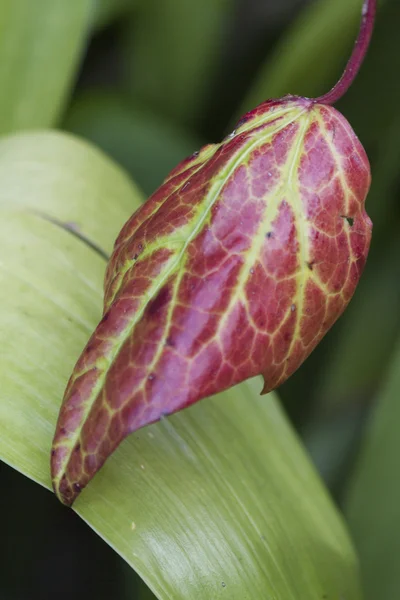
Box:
[0,0,92,134]
[123,0,233,127]
[63,91,200,196]
[345,337,400,600]
[0,131,362,599]
[237,0,377,119]
[0,130,143,255]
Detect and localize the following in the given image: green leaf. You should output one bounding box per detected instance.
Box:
[236,0,377,119]
[0,131,362,599]
[63,91,200,196]
[123,0,233,127]
[0,130,143,255]
[345,337,400,599]
[93,0,134,30]
[0,0,92,134]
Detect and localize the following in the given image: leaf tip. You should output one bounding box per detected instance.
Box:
[51,437,88,506]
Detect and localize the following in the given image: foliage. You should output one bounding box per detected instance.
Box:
[0,1,398,599]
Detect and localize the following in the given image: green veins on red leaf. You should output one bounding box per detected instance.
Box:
[52,0,376,506]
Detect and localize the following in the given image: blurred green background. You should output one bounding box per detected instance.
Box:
[1,0,400,598]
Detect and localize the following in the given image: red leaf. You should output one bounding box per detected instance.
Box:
[52,97,372,504]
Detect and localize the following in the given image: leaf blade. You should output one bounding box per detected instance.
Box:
[53,98,372,505]
[345,336,400,599]
[0,0,92,133]
[0,130,144,254]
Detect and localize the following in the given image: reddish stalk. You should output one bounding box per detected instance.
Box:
[314,0,377,105]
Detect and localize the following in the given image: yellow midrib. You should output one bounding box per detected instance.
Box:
[281,111,313,371]
[212,110,311,371]
[108,105,302,309]
[130,108,312,398]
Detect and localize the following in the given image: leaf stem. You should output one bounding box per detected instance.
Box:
[314,0,377,105]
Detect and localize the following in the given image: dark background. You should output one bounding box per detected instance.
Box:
[2,0,400,598]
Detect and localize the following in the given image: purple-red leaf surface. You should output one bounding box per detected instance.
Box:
[52,0,377,505]
[52,96,372,504]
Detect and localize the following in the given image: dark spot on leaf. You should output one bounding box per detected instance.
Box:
[75,444,81,452]
[222,582,226,588]
[148,374,155,381]
[138,243,143,250]
[307,261,314,271]
[86,344,93,353]
[341,215,354,227]
[165,337,175,347]
[73,483,82,493]
[147,286,171,317]
[266,231,273,239]
[133,253,139,260]
[51,449,55,457]
[191,150,200,158]
[60,427,67,435]
[100,312,109,324]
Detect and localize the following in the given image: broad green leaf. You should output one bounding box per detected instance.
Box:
[123,0,233,127]
[0,130,143,255]
[236,0,378,119]
[63,90,200,195]
[0,131,362,599]
[0,0,92,134]
[345,337,400,599]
